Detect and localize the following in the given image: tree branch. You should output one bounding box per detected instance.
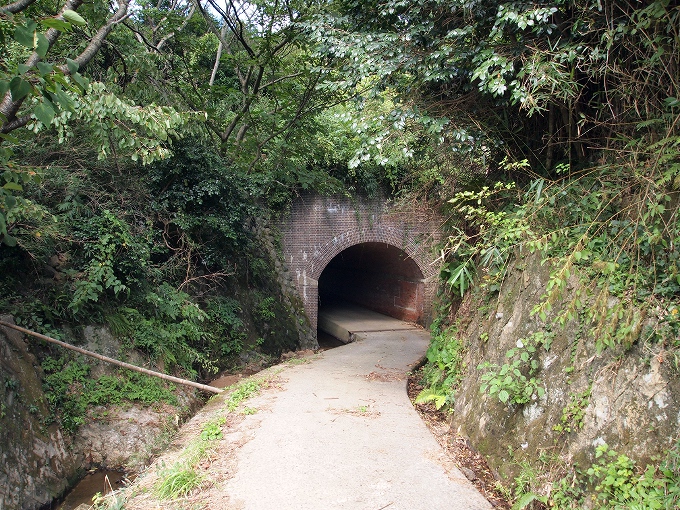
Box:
[209,25,228,86]
[123,21,158,52]
[156,2,195,52]
[260,72,304,91]
[0,115,31,134]
[247,72,321,170]
[1,0,132,134]
[222,65,264,143]
[0,0,37,14]
[0,0,84,131]
[58,0,131,73]
[197,0,255,58]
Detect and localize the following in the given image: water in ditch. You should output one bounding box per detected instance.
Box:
[55,470,128,510]
[54,339,344,508]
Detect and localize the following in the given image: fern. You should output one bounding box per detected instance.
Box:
[415,387,448,410]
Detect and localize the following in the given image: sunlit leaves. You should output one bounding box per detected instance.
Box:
[69,83,195,165]
[0,2,199,253]
[62,10,87,27]
[443,259,476,297]
[492,4,558,35]
[1,8,88,140]
[471,51,514,96]
[40,18,73,32]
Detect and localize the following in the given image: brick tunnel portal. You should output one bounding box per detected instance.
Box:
[280,193,442,349]
[318,242,425,325]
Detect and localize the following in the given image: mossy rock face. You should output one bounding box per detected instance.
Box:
[0,316,79,510]
[0,318,200,510]
[449,252,680,482]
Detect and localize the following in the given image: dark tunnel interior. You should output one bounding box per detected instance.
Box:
[318,242,425,325]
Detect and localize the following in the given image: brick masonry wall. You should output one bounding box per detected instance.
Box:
[280,193,443,347]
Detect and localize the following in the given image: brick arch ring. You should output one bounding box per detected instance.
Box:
[306,226,440,282]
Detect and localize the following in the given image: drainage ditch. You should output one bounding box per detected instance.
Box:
[49,338,346,509]
[54,471,129,510]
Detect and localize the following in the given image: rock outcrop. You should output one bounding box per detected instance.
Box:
[450,253,680,480]
[0,316,78,510]
[0,318,199,510]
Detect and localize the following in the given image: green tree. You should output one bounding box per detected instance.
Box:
[0,0,193,247]
[312,0,679,179]
[116,0,347,176]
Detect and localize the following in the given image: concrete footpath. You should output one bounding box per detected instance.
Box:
[222,307,491,510]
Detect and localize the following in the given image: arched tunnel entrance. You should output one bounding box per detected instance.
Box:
[317,242,426,344]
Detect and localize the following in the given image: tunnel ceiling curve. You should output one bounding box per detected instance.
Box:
[318,242,425,324]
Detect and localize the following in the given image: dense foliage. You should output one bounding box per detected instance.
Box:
[0,0,335,384]
[312,0,678,168]
[1,0,679,504]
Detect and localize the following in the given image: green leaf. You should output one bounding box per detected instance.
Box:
[53,88,75,111]
[17,64,32,75]
[37,62,54,76]
[446,260,476,297]
[40,18,73,32]
[36,33,50,58]
[66,58,79,74]
[72,73,88,91]
[0,133,19,143]
[9,77,32,101]
[5,195,17,209]
[512,492,547,510]
[2,234,17,247]
[0,81,9,96]
[14,22,37,48]
[498,390,510,403]
[62,10,87,26]
[3,182,23,191]
[34,101,55,126]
